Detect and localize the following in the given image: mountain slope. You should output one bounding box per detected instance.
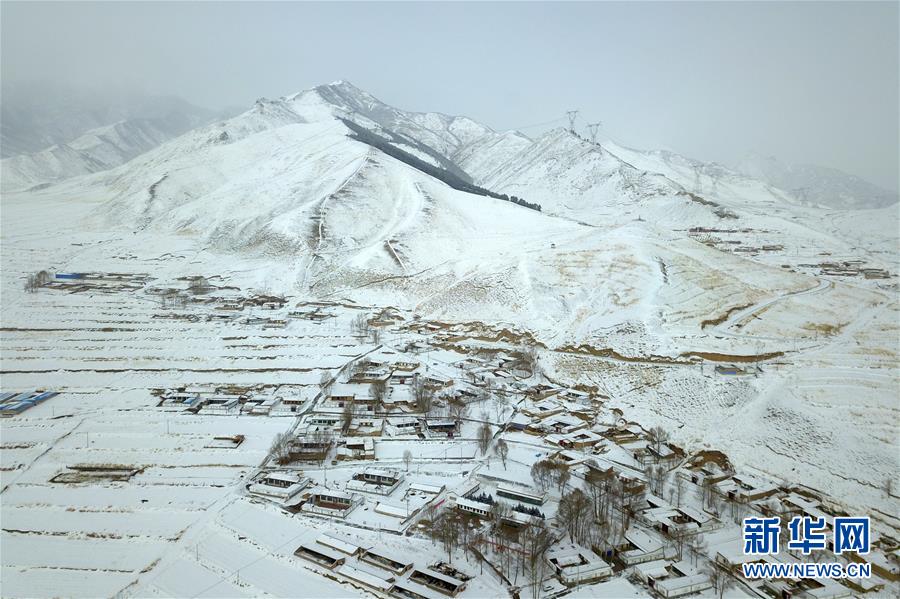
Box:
[4,80,897,519]
[0,83,217,157]
[734,153,898,209]
[1,119,203,192]
[1,83,222,191]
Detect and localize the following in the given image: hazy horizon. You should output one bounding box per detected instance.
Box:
[2,1,898,190]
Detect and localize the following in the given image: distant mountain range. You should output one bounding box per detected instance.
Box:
[0,83,226,191]
[734,153,898,209]
[6,80,897,517]
[3,80,894,214]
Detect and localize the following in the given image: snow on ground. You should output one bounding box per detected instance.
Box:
[2,80,897,598]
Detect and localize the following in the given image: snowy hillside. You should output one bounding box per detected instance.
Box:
[0,83,217,157]
[3,79,897,536]
[735,152,899,209]
[310,81,509,162]
[1,119,203,192]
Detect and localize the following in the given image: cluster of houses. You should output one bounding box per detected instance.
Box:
[259,328,900,598]
[250,458,446,529]
[546,543,613,585]
[149,303,899,598]
[291,356,480,443]
[293,533,469,598]
[41,271,153,293]
[248,470,311,502]
[797,259,892,280]
[632,559,711,598]
[288,304,337,322]
[154,383,288,415]
[482,380,900,596]
[445,478,723,595]
[692,233,787,257]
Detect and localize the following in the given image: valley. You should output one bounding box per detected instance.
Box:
[1,81,897,598]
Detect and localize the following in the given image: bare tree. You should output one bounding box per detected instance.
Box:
[341,400,354,434]
[403,449,413,472]
[269,431,292,465]
[448,399,468,428]
[687,534,708,566]
[645,463,669,496]
[700,476,717,510]
[585,464,613,524]
[531,460,553,492]
[519,345,540,376]
[477,422,492,456]
[309,428,334,466]
[430,510,461,563]
[731,498,748,525]
[708,489,725,518]
[675,475,685,508]
[557,465,571,494]
[369,380,387,409]
[556,488,592,545]
[352,313,371,339]
[413,376,433,414]
[494,438,509,469]
[524,519,554,599]
[25,270,52,293]
[494,391,508,421]
[647,425,669,457]
[370,326,382,344]
[668,526,690,561]
[530,458,569,493]
[703,562,734,599]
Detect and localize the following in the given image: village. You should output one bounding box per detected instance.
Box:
[685,228,895,286]
[3,269,898,599]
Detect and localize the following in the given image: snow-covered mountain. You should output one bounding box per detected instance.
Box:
[1,83,222,191]
[16,80,894,282]
[3,79,898,522]
[2,118,205,192]
[10,79,888,353]
[735,152,898,209]
[311,81,527,167]
[1,83,218,157]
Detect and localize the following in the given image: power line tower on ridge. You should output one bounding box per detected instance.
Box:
[587,122,602,144]
[566,110,579,133]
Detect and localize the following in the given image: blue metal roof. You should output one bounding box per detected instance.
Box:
[31,391,58,402]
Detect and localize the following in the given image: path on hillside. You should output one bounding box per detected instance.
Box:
[709,278,833,346]
[301,149,371,290]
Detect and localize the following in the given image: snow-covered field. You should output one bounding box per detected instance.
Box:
[1,80,897,598]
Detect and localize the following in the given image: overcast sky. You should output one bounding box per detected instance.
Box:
[2,1,898,190]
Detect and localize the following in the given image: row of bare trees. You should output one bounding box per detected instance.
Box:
[23,270,51,293]
[531,459,570,493]
[352,313,382,344]
[426,506,555,599]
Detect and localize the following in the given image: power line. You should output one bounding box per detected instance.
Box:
[505,116,567,131]
[566,110,579,132]
[587,122,602,144]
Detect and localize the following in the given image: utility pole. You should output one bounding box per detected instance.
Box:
[566,110,579,133]
[587,122,602,144]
